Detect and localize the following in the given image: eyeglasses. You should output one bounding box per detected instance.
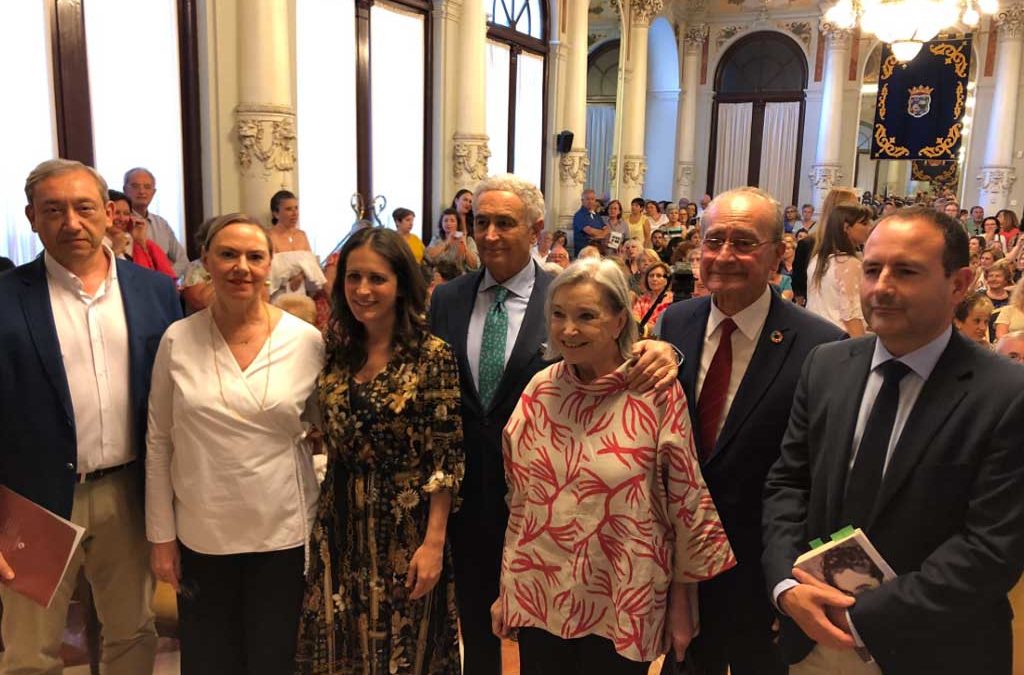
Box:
[701,237,776,255]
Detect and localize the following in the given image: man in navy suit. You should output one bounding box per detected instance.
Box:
[0,159,181,674]
[430,174,680,675]
[659,187,844,674]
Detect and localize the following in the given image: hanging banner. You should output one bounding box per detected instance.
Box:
[870,36,971,160]
[911,159,960,189]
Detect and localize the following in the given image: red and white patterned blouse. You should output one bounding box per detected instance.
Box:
[500,360,736,662]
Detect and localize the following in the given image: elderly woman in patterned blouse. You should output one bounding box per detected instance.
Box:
[490,258,736,674]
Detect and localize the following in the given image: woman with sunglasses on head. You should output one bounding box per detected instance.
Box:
[295,228,464,675]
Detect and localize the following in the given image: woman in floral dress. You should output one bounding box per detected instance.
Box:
[295,228,464,675]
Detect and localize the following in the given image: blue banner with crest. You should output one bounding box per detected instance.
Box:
[870,37,971,160]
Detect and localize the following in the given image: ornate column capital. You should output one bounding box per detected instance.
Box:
[234,103,297,178]
[997,2,1024,40]
[452,133,491,183]
[558,151,590,187]
[618,0,664,26]
[977,166,1018,194]
[809,164,844,190]
[683,24,709,51]
[818,19,854,49]
[622,154,648,188]
[675,161,696,191]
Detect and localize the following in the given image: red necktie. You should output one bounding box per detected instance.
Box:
[697,318,737,463]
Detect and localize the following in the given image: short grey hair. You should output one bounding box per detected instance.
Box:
[123,167,156,187]
[25,159,109,206]
[544,258,638,361]
[702,186,784,240]
[473,173,545,226]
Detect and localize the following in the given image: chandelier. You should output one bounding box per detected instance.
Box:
[824,0,998,61]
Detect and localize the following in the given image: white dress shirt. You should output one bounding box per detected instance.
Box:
[467,261,537,393]
[772,327,952,646]
[145,310,325,555]
[696,286,772,440]
[45,250,133,474]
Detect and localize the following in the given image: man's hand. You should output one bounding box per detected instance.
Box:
[150,540,181,593]
[779,568,856,650]
[131,216,149,244]
[626,340,679,393]
[0,552,14,581]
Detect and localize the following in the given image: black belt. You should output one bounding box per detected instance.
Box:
[78,461,135,484]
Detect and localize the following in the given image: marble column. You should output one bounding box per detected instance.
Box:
[556,0,590,232]
[673,23,707,202]
[451,0,490,192]
[978,2,1024,211]
[234,0,296,221]
[611,0,664,204]
[809,21,852,211]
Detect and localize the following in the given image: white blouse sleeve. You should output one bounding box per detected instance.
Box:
[833,256,865,323]
[145,333,178,544]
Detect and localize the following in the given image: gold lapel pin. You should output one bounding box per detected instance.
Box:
[770,330,784,344]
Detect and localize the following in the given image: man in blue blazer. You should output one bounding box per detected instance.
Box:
[0,159,181,674]
[659,187,844,675]
[430,174,680,675]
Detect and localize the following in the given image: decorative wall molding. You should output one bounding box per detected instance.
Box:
[683,23,709,49]
[819,19,854,49]
[977,166,1018,193]
[622,154,648,187]
[235,103,297,178]
[997,2,1024,40]
[777,20,812,49]
[609,156,618,184]
[452,133,491,182]
[559,151,590,186]
[675,161,696,189]
[716,24,748,48]
[809,164,843,190]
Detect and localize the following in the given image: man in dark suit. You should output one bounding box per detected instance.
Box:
[763,207,1024,675]
[0,159,181,673]
[430,174,680,675]
[659,187,844,675]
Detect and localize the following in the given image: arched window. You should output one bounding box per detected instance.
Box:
[708,31,807,205]
[486,0,548,188]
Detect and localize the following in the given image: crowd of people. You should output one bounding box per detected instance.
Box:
[1,158,1023,675]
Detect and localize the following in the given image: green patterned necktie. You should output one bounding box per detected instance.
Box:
[478,286,509,407]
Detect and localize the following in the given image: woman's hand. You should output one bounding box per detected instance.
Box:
[490,597,515,640]
[665,583,694,662]
[406,541,443,599]
[150,540,181,592]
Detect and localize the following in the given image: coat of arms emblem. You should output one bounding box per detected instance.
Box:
[907,85,934,118]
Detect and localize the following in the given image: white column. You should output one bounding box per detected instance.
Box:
[978,2,1024,211]
[610,0,663,204]
[452,0,490,191]
[556,0,590,232]
[809,21,852,211]
[234,0,296,221]
[673,23,707,202]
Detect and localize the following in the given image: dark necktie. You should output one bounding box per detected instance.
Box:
[696,318,737,463]
[842,360,912,527]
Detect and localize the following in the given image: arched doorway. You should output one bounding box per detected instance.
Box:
[708,31,807,204]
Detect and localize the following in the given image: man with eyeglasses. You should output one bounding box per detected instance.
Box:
[123,167,188,277]
[658,187,843,675]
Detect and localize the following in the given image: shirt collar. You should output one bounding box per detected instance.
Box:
[708,286,772,340]
[44,246,117,294]
[479,259,536,298]
[871,326,951,380]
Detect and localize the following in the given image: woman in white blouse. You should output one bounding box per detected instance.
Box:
[146,213,325,674]
[805,204,874,336]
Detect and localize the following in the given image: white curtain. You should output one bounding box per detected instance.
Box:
[586,104,615,200]
[714,102,752,194]
[514,51,544,188]
[758,102,801,205]
[486,41,511,176]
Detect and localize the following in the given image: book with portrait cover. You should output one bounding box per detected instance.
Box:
[795,527,896,662]
[0,486,85,608]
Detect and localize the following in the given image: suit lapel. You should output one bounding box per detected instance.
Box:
[867,334,971,527]
[454,271,485,416]
[825,338,875,530]
[709,295,796,463]
[19,258,74,420]
[674,298,710,425]
[488,265,551,413]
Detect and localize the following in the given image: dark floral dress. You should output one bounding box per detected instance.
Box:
[295,336,464,675]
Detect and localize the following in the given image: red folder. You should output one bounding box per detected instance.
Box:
[0,486,85,608]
